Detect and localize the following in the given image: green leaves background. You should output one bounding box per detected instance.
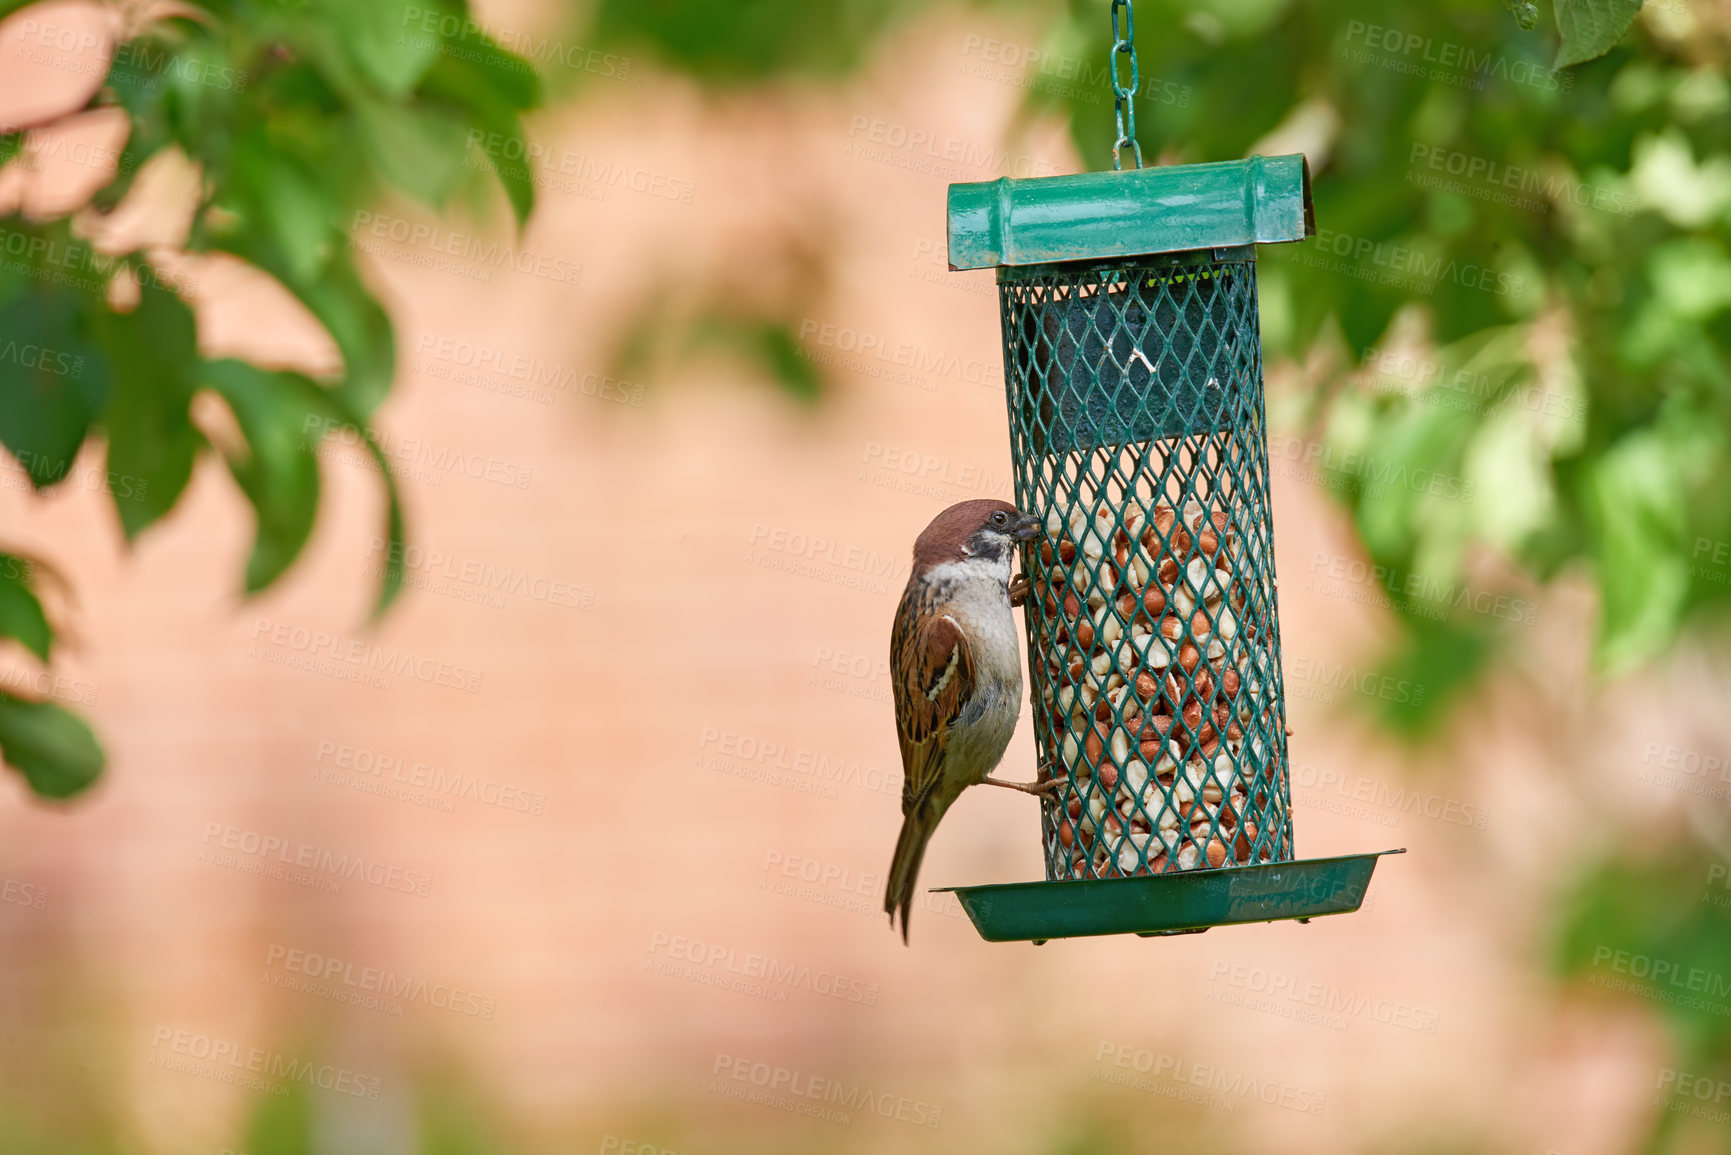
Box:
[0,0,541,800]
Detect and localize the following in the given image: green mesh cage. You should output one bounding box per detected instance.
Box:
[1002,248,1294,882]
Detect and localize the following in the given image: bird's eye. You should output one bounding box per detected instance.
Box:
[992,511,1007,527]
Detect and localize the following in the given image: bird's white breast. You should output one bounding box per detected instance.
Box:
[924,559,1020,679]
[923,556,1023,785]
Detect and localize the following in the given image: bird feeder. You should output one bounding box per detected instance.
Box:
[936,155,1402,943]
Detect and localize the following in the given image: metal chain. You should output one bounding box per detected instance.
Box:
[1110,0,1143,170]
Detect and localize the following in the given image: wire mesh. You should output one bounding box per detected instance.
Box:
[1000,247,1295,881]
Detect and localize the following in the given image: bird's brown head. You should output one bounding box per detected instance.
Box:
[911,499,1040,570]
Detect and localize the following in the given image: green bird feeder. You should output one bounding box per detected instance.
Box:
[934,3,1399,944]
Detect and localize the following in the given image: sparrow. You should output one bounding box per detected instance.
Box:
[884,498,1051,942]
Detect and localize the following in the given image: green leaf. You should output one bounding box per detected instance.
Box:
[318,0,444,99]
[97,281,203,538]
[0,555,50,660]
[1586,430,1689,673]
[0,692,103,799]
[0,132,20,167]
[757,321,821,402]
[358,100,469,207]
[0,289,112,488]
[300,386,407,618]
[420,27,539,112]
[474,111,534,226]
[372,463,407,618]
[216,229,396,421]
[419,46,541,227]
[297,252,397,420]
[1553,0,1644,69]
[236,137,337,285]
[203,360,324,592]
[91,51,170,213]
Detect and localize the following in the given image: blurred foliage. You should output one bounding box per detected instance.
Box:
[1556,848,1730,1055]
[1026,0,1729,702]
[0,0,540,797]
[590,0,927,81]
[615,303,824,405]
[1554,843,1731,1153]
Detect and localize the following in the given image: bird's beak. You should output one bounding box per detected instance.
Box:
[1012,512,1041,542]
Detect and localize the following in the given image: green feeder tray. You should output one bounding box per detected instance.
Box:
[943,153,1401,942]
[939,850,1405,944]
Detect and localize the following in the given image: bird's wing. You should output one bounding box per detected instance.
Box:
[891,602,975,817]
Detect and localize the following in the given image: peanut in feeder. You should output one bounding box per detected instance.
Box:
[933,1,1401,945]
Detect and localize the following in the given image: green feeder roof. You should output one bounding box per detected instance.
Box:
[947,153,1315,271]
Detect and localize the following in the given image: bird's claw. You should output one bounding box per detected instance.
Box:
[1008,573,1031,608]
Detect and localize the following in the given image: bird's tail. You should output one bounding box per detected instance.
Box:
[884,803,936,944]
